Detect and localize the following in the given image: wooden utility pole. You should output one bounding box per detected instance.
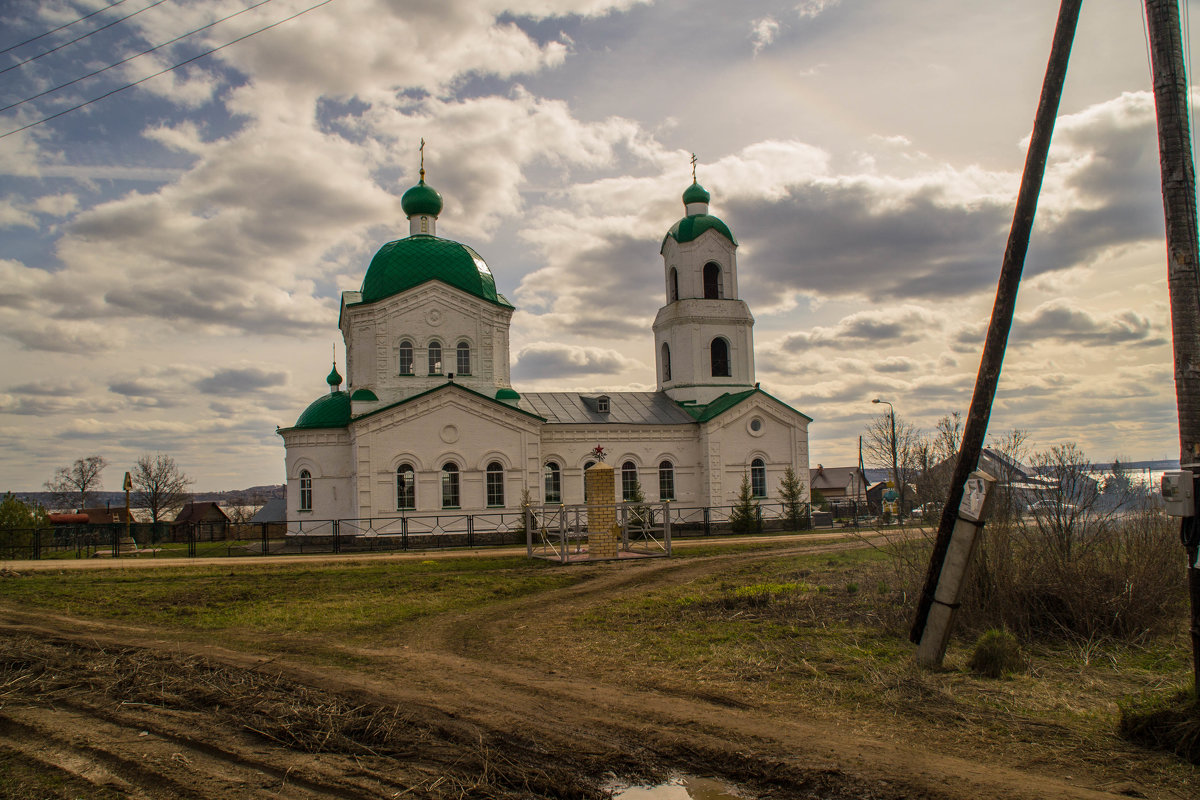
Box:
[911,0,1082,648]
[1145,0,1200,695]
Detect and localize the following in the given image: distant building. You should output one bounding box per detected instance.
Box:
[172,502,230,541]
[278,167,812,520]
[809,465,869,502]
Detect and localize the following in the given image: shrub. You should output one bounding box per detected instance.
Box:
[967,629,1025,678]
[1119,689,1200,764]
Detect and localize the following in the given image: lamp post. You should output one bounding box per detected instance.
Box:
[873,398,902,521]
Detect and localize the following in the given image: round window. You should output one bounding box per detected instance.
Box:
[748,417,764,436]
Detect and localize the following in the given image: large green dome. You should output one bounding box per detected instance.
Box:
[292,391,351,429]
[359,235,513,307]
[401,180,443,217]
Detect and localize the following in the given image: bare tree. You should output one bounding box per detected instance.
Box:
[1026,443,1106,561]
[863,412,921,519]
[44,455,108,511]
[914,412,964,511]
[131,453,193,523]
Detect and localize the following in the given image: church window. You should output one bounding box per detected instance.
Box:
[582,461,596,503]
[544,462,562,503]
[661,342,671,382]
[710,338,731,377]
[396,464,415,510]
[669,267,679,302]
[621,461,639,502]
[751,458,767,498]
[456,341,471,375]
[398,340,414,375]
[428,341,442,375]
[703,262,723,299]
[486,462,505,507]
[441,462,460,508]
[299,470,312,512]
[659,461,675,501]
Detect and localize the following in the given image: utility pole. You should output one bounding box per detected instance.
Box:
[910,0,1081,649]
[1145,0,1200,695]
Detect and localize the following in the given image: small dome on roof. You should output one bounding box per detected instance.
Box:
[326,363,342,388]
[401,180,443,218]
[293,391,350,430]
[682,181,710,205]
[495,388,520,401]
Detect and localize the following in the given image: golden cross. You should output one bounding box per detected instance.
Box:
[690,152,697,182]
[419,138,426,180]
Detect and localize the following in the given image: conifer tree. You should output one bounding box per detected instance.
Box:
[730,472,761,534]
[778,466,807,530]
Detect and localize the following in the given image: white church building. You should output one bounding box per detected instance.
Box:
[278,168,811,521]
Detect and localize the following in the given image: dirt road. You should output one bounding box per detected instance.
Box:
[0,542,1148,799]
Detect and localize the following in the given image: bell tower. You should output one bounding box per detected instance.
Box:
[653,166,756,405]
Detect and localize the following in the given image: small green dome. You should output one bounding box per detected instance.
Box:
[326,364,342,387]
[360,235,513,307]
[495,388,520,401]
[293,391,350,429]
[401,180,443,218]
[682,181,710,205]
[351,388,378,401]
[663,214,737,248]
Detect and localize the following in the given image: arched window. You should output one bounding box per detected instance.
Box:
[544,462,562,504]
[428,341,442,375]
[486,461,505,507]
[710,338,731,377]
[396,464,415,510]
[582,461,596,503]
[661,342,672,383]
[668,267,679,302]
[299,470,312,512]
[398,340,414,375]
[621,461,639,502]
[703,262,722,299]
[441,462,460,508]
[456,341,471,375]
[751,458,767,498]
[658,461,675,501]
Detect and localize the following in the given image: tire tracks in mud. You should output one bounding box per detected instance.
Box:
[0,537,1134,799]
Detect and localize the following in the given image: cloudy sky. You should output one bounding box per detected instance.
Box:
[0,0,1188,492]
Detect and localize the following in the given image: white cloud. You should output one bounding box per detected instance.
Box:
[750,17,782,54]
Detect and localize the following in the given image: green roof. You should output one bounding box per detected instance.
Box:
[401,180,443,217]
[679,388,813,423]
[291,391,351,429]
[351,388,378,401]
[662,214,737,248]
[359,235,513,307]
[682,181,710,205]
[495,388,520,400]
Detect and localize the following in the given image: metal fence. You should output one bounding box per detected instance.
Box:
[0,500,828,562]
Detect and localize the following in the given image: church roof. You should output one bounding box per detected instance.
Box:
[289,391,351,430]
[662,214,737,249]
[518,392,695,424]
[679,388,813,423]
[358,235,513,308]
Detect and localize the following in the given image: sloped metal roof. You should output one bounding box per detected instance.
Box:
[517,392,696,425]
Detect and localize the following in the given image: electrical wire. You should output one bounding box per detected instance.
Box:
[1,0,279,112]
[0,0,334,140]
[1,0,172,76]
[0,0,130,56]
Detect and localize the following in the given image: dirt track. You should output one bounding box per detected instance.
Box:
[0,542,1152,799]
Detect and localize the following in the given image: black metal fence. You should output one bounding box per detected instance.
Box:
[0,500,834,562]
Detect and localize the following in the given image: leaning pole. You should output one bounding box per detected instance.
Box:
[910,0,1082,649]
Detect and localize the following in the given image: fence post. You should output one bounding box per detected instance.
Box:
[703,506,711,537]
[467,514,474,548]
[33,528,42,560]
[188,525,196,558]
[333,519,340,554]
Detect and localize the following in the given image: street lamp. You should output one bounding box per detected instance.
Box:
[873,398,902,521]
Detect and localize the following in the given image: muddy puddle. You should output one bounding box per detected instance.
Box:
[610,775,744,799]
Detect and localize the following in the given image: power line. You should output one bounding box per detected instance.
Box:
[1,0,172,76]
[0,0,335,140]
[0,0,130,56]
[1,0,280,112]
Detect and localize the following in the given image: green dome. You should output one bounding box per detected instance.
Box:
[326,364,342,387]
[495,388,520,401]
[351,388,378,401]
[293,391,350,429]
[662,214,737,248]
[401,180,443,217]
[682,181,710,205]
[360,235,513,307]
